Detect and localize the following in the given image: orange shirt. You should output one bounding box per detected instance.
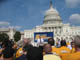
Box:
[0,49,3,58]
[68,52,80,60]
[60,53,71,60]
[59,46,71,55]
[16,48,23,58]
[67,42,70,46]
[61,52,80,60]
[71,48,75,53]
[52,46,60,55]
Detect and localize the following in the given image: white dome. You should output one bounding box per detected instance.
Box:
[43,1,62,24]
[45,7,59,16]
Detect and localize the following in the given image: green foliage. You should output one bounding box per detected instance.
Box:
[0,33,9,42]
[14,31,21,42]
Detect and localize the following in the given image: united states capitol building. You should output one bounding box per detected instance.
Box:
[0,1,80,43]
[23,1,80,42]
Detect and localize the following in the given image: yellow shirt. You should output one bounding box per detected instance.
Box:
[60,53,71,60]
[52,46,60,55]
[59,46,71,55]
[67,42,70,46]
[71,48,75,53]
[16,48,23,58]
[44,54,61,60]
[43,52,45,55]
[0,49,3,58]
[0,49,2,53]
[61,52,80,60]
[68,52,80,60]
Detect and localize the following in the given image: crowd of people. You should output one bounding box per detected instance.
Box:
[0,35,80,60]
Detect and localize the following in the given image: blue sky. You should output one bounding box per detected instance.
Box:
[0,0,80,31]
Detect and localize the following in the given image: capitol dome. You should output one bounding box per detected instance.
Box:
[43,1,62,24]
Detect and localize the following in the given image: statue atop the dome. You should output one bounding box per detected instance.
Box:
[50,0,53,9]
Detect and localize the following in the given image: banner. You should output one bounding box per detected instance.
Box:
[34,32,53,43]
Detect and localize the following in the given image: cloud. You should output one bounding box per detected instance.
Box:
[0,21,21,30]
[69,14,80,24]
[9,26,22,30]
[65,0,80,8]
[0,21,10,26]
[15,26,22,30]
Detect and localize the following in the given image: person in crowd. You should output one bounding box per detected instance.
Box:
[59,40,71,55]
[16,40,24,59]
[12,42,17,50]
[23,38,43,60]
[43,44,52,54]
[43,44,61,60]
[16,38,33,60]
[16,45,31,60]
[48,38,55,46]
[23,38,31,46]
[67,35,80,60]
[27,46,43,60]
[0,50,3,60]
[1,40,15,60]
[60,35,80,60]
[16,47,23,59]
[2,40,14,49]
[2,47,14,60]
[56,39,61,48]
[71,41,75,53]
[67,41,72,50]
[66,41,70,46]
[0,44,3,59]
[0,42,2,49]
[48,38,59,55]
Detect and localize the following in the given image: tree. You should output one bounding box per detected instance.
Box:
[0,33,9,42]
[14,31,21,42]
